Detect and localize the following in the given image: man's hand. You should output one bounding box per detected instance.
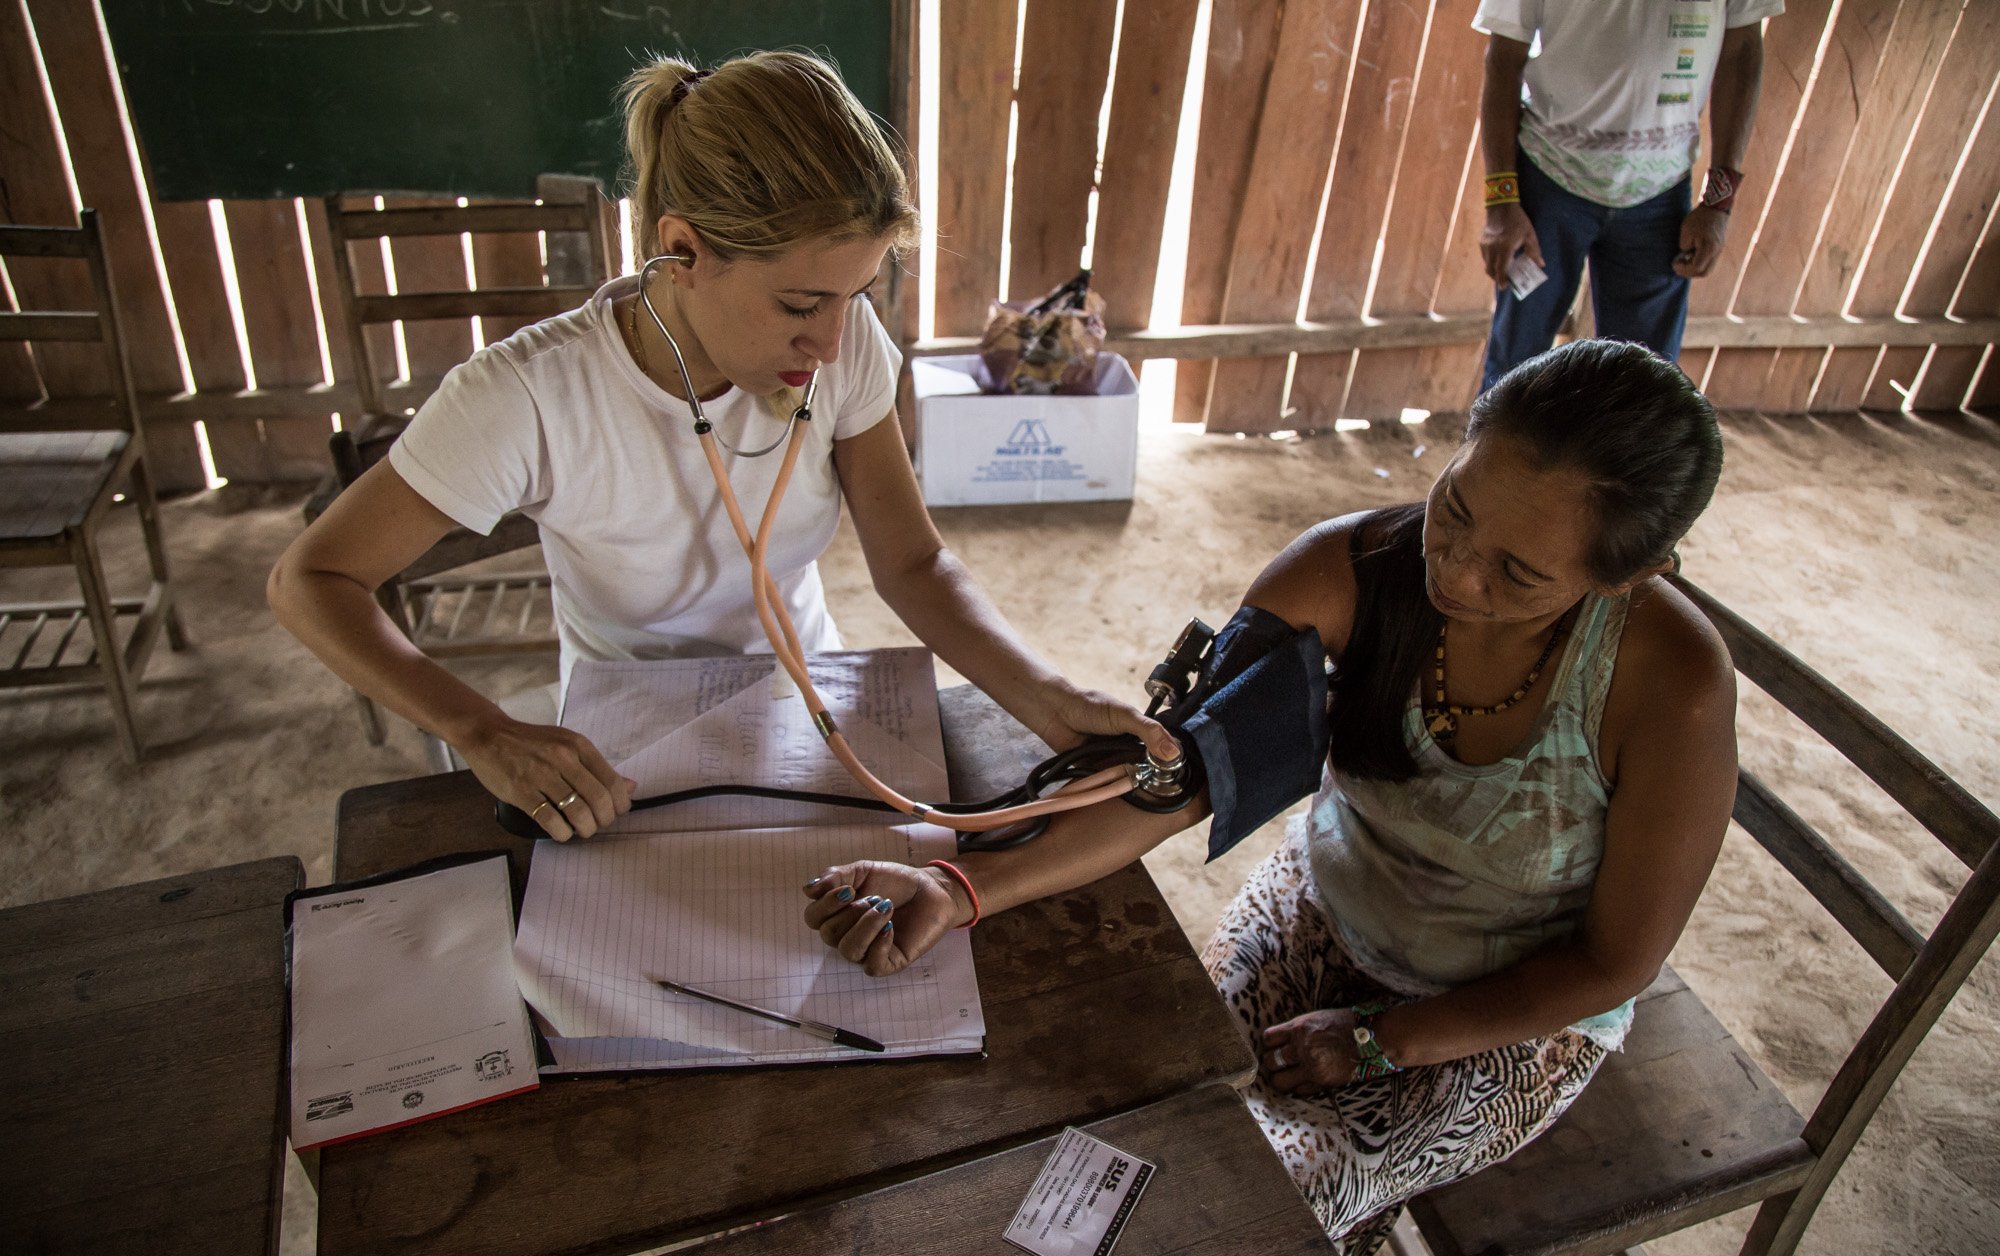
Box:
[1481,203,1543,286]
[1675,205,1731,278]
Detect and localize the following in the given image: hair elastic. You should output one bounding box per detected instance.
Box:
[670,67,713,108]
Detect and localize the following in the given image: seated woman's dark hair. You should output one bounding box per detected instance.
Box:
[1330,339,1722,782]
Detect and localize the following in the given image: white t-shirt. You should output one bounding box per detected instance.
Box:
[390,274,901,692]
[1474,0,1785,207]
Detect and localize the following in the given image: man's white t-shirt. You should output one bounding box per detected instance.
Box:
[1475,0,1785,208]
[389,274,900,693]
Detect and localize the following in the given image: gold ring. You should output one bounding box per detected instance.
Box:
[557,791,581,810]
[530,801,554,820]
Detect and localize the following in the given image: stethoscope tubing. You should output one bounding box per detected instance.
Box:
[632,255,1147,834]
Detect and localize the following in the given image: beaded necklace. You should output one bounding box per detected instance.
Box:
[1425,604,1576,745]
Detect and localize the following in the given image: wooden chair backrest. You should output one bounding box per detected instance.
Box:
[0,212,139,435]
[1669,575,2000,1251]
[321,193,614,415]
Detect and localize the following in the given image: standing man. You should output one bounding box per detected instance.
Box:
[1474,1,1783,391]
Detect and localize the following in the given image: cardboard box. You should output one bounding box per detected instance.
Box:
[912,354,1140,506]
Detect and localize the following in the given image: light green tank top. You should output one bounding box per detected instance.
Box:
[1306,591,1634,1049]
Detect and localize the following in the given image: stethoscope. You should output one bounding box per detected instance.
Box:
[495,255,1189,850]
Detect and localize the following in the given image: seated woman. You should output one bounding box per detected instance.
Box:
[800,339,1738,1251]
[269,49,1169,841]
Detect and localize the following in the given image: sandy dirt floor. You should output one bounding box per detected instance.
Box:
[2,400,1995,1253]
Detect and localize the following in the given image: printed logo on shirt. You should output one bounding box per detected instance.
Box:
[1677,49,1696,71]
[1658,91,1693,106]
[1668,14,1710,39]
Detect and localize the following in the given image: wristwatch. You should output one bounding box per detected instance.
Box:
[1351,1003,1403,1080]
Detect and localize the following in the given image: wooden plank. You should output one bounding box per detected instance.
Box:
[693,1089,1332,1255]
[1782,1,1962,412]
[468,212,545,346]
[930,1,1018,338]
[1896,84,2000,412]
[1411,975,1812,1256]
[1969,348,1999,412]
[1733,770,1924,979]
[0,3,101,399]
[339,195,401,398]
[1175,0,1285,424]
[1206,0,1363,432]
[300,197,364,413]
[384,195,474,380]
[216,198,324,481]
[26,0,182,398]
[0,857,299,1256]
[1006,0,1117,306]
[1410,140,1497,419]
[908,312,2000,362]
[1345,7,1487,423]
[1819,9,2000,410]
[1707,0,1900,410]
[1289,0,1431,427]
[1090,0,1200,333]
[354,288,594,324]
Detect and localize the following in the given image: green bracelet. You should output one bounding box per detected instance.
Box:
[1350,1003,1403,1079]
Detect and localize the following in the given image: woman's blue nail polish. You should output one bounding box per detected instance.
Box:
[806,876,823,889]
[882,920,894,932]
[874,898,892,914]
[836,886,854,902]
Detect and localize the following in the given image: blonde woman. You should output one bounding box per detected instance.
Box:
[270,51,1173,840]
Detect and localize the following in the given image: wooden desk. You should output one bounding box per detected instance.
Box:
[690,1086,1333,1254]
[0,857,301,1255]
[318,687,1256,1256]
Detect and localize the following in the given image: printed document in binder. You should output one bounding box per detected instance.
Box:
[513,649,986,1070]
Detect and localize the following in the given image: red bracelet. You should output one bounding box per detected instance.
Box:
[1701,165,1743,213]
[926,859,981,929]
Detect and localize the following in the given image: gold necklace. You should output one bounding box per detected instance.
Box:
[1425,604,1576,744]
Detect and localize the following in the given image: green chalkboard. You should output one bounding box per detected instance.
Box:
[103,0,896,201]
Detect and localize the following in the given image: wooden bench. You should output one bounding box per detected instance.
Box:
[1409,575,2000,1255]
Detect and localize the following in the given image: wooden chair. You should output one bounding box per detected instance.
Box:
[1408,575,2000,1256]
[0,212,185,761]
[312,191,614,742]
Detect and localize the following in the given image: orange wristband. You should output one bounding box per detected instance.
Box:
[926,859,981,929]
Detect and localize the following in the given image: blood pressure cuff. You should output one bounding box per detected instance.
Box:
[1163,607,1330,863]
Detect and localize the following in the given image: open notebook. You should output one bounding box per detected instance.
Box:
[513,650,986,1071]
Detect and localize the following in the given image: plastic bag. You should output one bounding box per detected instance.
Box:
[976,270,1106,396]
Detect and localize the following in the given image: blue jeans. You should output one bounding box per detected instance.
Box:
[1480,152,1692,392]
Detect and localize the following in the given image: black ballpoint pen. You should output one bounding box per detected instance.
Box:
[653,977,886,1053]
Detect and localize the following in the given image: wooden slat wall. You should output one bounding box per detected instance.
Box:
[924,0,2000,432]
[5,1,1998,493]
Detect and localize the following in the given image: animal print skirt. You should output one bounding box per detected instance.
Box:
[1200,828,1607,1253]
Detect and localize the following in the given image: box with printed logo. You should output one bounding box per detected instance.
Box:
[911,354,1140,506]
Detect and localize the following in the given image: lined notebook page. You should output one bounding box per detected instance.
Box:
[561,650,948,835]
[516,822,983,1069]
[515,649,982,1070]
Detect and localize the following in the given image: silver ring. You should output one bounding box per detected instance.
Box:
[557,791,581,810]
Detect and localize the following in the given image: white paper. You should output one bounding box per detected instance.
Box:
[1507,252,1549,300]
[516,821,984,1068]
[288,856,538,1149]
[1005,1128,1157,1256]
[561,650,948,835]
[518,649,985,1070]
